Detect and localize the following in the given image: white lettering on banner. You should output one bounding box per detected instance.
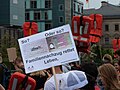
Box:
[18,24,79,73]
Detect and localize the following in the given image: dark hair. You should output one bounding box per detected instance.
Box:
[114,49,120,56]
[118,60,120,66]
[14,57,23,64]
[80,62,98,90]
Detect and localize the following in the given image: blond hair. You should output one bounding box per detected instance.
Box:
[102,54,113,64]
[98,64,120,90]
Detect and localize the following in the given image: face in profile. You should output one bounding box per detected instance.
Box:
[99,74,105,86]
[98,64,119,89]
[114,62,119,71]
[14,57,24,69]
[15,60,24,69]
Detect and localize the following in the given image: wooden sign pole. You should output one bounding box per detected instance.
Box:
[52,67,59,90]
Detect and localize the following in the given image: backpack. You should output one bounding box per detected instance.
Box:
[0,64,11,89]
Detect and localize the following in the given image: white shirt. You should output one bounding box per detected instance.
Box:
[44,71,88,90]
[44,73,64,90]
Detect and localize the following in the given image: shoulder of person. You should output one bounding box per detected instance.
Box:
[44,79,55,90]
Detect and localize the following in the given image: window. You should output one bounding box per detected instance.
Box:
[115,37,119,39]
[25,12,30,20]
[30,1,37,8]
[105,24,109,31]
[74,3,76,11]
[45,23,52,30]
[78,5,80,12]
[34,11,40,20]
[45,12,48,20]
[13,15,18,20]
[25,1,26,9]
[59,16,63,23]
[81,6,83,14]
[45,0,51,8]
[105,37,109,44]
[59,4,63,11]
[115,24,119,31]
[13,0,18,4]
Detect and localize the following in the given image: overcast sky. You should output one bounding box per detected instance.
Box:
[82,0,120,9]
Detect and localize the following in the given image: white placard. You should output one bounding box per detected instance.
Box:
[18,24,79,73]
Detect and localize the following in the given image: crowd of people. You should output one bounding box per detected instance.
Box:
[0,49,120,90]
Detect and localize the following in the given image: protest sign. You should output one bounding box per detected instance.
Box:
[7,48,17,62]
[18,24,79,73]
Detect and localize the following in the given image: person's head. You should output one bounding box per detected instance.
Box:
[98,64,120,90]
[113,60,120,72]
[114,49,120,59]
[102,54,113,64]
[13,57,24,69]
[80,62,98,90]
[47,65,63,75]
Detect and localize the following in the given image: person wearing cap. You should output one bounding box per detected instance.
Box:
[44,65,88,90]
[44,65,63,90]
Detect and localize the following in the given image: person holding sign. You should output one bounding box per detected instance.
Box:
[44,65,88,90]
[30,70,50,90]
[44,66,63,90]
[18,24,81,89]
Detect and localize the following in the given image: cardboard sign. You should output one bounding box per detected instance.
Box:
[7,48,17,62]
[18,24,79,73]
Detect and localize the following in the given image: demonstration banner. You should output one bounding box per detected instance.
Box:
[18,24,79,73]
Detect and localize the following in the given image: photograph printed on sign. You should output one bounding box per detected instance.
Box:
[46,32,72,52]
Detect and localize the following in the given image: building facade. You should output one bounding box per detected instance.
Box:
[0,0,25,26]
[25,0,83,32]
[84,1,120,48]
[0,0,25,47]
